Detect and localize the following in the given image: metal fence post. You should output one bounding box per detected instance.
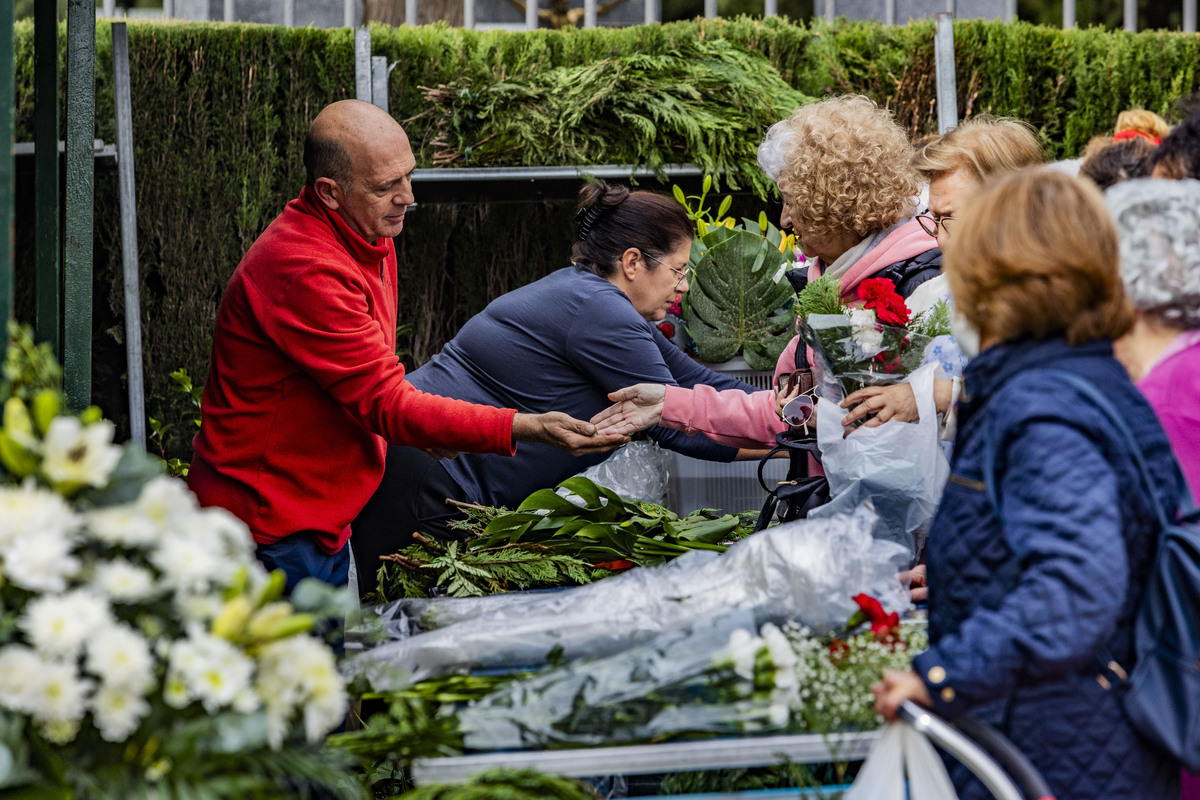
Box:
[644,0,659,24]
[1186,0,1197,32]
[1062,0,1075,28]
[526,0,537,29]
[464,0,474,28]
[1124,0,1136,31]
[371,56,389,112]
[407,0,419,26]
[764,0,777,16]
[35,0,59,356]
[65,0,95,411]
[0,0,12,364]
[355,27,372,102]
[883,0,894,25]
[224,0,234,22]
[344,0,356,27]
[163,0,173,19]
[283,0,295,27]
[584,0,597,27]
[825,0,834,23]
[934,12,957,135]
[1004,0,1015,22]
[112,23,146,448]
[704,0,716,18]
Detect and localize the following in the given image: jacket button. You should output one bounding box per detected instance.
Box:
[927,666,946,684]
[941,687,956,702]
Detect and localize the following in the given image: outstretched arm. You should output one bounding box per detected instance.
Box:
[513,411,630,456]
[589,384,666,436]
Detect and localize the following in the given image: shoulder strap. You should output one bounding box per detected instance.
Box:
[982,368,1195,527]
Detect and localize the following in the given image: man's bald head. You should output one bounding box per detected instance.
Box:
[304,100,406,191]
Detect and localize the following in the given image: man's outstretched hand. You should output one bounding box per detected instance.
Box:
[512,412,630,456]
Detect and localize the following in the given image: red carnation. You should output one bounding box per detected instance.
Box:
[857,278,911,326]
[857,278,897,303]
[657,321,676,339]
[851,593,903,646]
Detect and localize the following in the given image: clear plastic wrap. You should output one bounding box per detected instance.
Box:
[343,504,909,690]
[576,439,671,505]
[458,612,795,750]
[810,363,950,561]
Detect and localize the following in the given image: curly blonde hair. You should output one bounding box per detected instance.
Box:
[758,95,918,244]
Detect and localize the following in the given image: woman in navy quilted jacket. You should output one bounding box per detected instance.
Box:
[872,168,1182,799]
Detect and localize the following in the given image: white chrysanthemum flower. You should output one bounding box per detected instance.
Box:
[40,718,83,745]
[0,644,44,713]
[136,476,198,532]
[85,505,159,548]
[20,589,112,659]
[760,623,798,671]
[256,636,347,747]
[196,505,256,561]
[86,624,155,693]
[3,530,80,593]
[152,522,235,594]
[31,659,91,730]
[0,482,81,551]
[40,417,122,490]
[93,558,157,602]
[166,629,255,714]
[92,683,151,742]
[172,592,224,624]
[725,628,759,681]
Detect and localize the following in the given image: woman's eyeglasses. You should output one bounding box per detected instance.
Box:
[644,253,690,290]
[916,214,953,238]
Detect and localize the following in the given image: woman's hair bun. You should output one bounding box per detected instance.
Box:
[576,181,631,241]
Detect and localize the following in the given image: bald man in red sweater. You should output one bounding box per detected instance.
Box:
[189,100,625,591]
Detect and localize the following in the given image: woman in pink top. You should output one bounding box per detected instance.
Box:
[1107,177,1200,800]
[593,95,942,445]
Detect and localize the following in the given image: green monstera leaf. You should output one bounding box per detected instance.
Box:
[682,225,797,372]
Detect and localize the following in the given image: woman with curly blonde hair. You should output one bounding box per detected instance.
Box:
[759,95,938,300]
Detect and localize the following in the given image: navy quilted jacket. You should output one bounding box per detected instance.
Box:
[912,337,1181,800]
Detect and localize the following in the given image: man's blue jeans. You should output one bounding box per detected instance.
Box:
[255,532,350,594]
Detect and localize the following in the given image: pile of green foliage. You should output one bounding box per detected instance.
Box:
[370,476,755,601]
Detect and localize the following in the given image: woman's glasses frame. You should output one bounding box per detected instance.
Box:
[915,214,953,238]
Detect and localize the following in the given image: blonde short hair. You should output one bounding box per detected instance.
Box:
[943,169,1134,346]
[757,95,918,243]
[1115,109,1170,141]
[912,115,1044,182]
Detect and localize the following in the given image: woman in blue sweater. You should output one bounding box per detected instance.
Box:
[351,183,759,595]
[872,169,1182,799]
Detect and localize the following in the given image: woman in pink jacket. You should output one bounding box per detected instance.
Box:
[593,95,942,447]
[1107,177,1200,800]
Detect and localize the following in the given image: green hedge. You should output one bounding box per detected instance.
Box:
[11,17,1200,455]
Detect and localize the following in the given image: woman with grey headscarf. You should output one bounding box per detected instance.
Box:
[1107,178,1200,498]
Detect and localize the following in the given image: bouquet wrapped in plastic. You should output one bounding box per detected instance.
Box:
[344,505,909,690]
[793,277,952,559]
[459,597,926,751]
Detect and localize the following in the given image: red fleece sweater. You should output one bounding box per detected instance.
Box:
[188,188,516,553]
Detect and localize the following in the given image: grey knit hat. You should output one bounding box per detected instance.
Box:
[1105,178,1200,328]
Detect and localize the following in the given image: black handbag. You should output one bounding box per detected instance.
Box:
[753,428,830,531]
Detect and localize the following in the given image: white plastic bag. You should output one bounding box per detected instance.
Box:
[844,722,957,800]
[577,438,671,505]
[810,362,950,561]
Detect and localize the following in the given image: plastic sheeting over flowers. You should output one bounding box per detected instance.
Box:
[345,505,908,690]
[458,613,801,750]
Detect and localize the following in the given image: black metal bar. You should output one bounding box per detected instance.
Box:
[64,0,95,410]
[35,0,61,356]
